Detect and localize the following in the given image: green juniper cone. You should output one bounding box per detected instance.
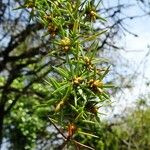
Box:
[22,0,112,149]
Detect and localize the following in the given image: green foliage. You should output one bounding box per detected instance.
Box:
[1,1,150,149]
[73,99,150,150]
[118,101,150,150]
[20,0,112,149]
[3,76,51,149]
[4,95,49,150]
[8,0,147,149]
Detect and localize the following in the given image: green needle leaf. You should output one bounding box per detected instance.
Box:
[78,131,99,138]
[52,83,71,95]
[99,66,110,80]
[53,67,70,79]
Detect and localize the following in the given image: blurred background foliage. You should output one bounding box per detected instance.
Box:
[0,0,150,149]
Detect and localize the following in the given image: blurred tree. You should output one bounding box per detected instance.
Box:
[0,0,53,148]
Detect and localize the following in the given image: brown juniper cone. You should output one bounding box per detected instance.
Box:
[73,77,83,86]
[89,10,97,21]
[89,79,103,93]
[85,101,98,115]
[67,123,77,138]
[44,14,52,21]
[84,57,94,70]
[85,8,97,22]
[59,37,71,52]
[48,24,58,37]
[25,2,35,8]
[89,105,98,115]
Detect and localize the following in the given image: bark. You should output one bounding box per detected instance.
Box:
[0,104,5,149]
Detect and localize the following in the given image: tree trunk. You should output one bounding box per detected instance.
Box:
[0,104,5,149]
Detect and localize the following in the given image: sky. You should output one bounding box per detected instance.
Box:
[101,0,150,118]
